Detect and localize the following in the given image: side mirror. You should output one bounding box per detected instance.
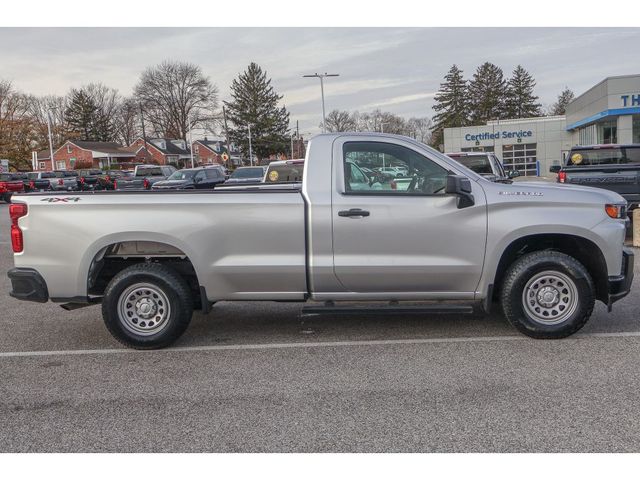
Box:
[549,165,561,174]
[445,174,475,209]
[508,170,520,179]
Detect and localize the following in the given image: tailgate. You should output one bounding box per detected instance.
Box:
[564,165,640,197]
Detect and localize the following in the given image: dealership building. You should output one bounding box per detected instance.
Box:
[444,74,640,176]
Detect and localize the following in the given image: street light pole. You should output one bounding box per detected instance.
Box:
[46,111,55,171]
[248,124,253,166]
[188,118,195,169]
[303,73,339,133]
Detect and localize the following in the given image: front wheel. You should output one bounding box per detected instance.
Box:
[102,263,194,349]
[500,251,595,339]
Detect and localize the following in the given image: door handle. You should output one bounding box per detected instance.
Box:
[338,208,370,217]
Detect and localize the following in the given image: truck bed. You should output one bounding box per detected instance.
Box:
[12,188,307,301]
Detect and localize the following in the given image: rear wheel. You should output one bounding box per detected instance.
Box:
[102,263,193,349]
[500,251,595,339]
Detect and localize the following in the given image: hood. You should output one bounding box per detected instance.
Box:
[481,177,627,205]
[225,177,263,184]
[152,179,191,189]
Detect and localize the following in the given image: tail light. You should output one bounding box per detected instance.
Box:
[558,171,566,183]
[390,180,397,190]
[143,178,150,189]
[58,179,64,185]
[105,175,111,182]
[29,180,35,189]
[80,176,85,184]
[113,180,117,190]
[0,181,6,193]
[9,203,28,253]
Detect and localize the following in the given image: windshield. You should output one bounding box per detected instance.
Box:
[0,174,17,181]
[168,170,197,180]
[136,167,163,176]
[231,167,264,179]
[454,156,494,175]
[567,146,640,166]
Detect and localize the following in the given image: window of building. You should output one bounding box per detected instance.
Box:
[39,161,46,170]
[67,144,72,154]
[597,119,617,144]
[461,146,495,153]
[502,143,537,176]
[342,142,448,195]
[633,115,640,144]
[56,160,66,170]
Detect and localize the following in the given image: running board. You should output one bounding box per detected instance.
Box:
[301,304,474,316]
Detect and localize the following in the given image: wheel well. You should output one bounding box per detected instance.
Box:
[87,241,203,309]
[493,234,609,303]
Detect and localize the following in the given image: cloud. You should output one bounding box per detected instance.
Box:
[0,27,638,135]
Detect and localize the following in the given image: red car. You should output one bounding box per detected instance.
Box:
[0,173,25,203]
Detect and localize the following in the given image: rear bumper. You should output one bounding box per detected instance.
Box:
[608,248,634,307]
[7,268,49,303]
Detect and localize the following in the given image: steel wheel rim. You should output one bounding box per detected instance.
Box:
[117,282,171,336]
[522,270,579,325]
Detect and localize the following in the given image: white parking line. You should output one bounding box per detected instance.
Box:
[1,330,640,359]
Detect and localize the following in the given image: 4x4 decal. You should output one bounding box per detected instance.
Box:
[40,197,82,203]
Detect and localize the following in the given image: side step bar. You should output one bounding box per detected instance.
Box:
[301,304,474,316]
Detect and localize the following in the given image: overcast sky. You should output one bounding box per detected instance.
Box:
[1,27,639,137]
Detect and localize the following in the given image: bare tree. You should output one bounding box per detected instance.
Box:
[406,117,433,144]
[134,60,219,140]
[0,80,33,169]
[28,94,72,149]
[322,109,356,132]
[114,98,141,146]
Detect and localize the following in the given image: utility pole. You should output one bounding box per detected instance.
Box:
[188,118,195,168]
[46,111,55,171]
[222,106,231,169]
[290,134,294,160]
[248,124,253,166]
[303,73,339,133]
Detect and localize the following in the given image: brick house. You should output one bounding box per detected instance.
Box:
[32,140,136,171]
[128,138,192,167]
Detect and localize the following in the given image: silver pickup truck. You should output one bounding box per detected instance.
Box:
[7,133,634,349]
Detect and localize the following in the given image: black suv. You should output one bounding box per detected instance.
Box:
[151,166,226,190]
[551,144,640,208]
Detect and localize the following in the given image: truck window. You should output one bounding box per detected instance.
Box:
[343,142,448,195]
[566,146,640,166]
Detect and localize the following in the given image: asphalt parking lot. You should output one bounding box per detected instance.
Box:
[1,202,640,452]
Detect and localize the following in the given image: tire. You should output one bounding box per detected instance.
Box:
[500,251,595,339]
[102,263,193,349]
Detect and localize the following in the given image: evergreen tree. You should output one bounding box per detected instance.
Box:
[65,89,99,140]
[65,86,117,141]
[504,65,542,118]
[550,87,575,115]
[431,65,469,148]
[468,62,508,124]
[224,63,290,162]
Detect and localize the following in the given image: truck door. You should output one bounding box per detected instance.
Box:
[331,138,487,297]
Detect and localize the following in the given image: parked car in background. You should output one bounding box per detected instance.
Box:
[76,169,105,191]
[264,159,305,183]
[115,165,177,191]
[51,170,79,191]
[224,166,267,185]
[0,173,25,202]
[99,170,131,190]
[550,144,640,209]
[151,166,226,190]
[447,152,519,182]
[27,172,54,191]
[377,166,409,178]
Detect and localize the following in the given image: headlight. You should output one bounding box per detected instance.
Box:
[605,204,627,219]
